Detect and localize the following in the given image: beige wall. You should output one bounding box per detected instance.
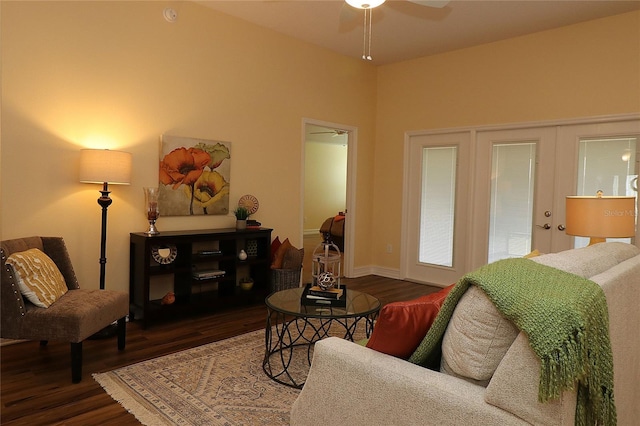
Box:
[2,2,638,292]
[373,11,640,271]
[0,1,377,292]
[304,141,348,232]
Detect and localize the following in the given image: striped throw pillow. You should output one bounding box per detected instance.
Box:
[6,248,68,308]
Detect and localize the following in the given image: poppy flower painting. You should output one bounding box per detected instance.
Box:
[159,135,231,216]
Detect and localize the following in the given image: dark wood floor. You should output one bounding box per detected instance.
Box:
[1,276,439,426]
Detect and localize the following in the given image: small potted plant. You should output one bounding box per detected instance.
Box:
[234,206,250,230]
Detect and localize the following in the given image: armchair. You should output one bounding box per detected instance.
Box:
[1,236,128,383]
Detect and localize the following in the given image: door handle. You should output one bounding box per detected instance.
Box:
[557,224,566,231]
[536,223,551,230]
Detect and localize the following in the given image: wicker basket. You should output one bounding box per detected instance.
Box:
[271,268,302,292]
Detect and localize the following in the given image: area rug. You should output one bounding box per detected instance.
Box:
[94,329,304,425]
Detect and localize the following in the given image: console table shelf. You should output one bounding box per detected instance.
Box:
[129,228,272,328]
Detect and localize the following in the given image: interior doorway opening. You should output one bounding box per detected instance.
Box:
[302,120,355,284]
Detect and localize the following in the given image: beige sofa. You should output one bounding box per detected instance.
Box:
[290,242,640,425]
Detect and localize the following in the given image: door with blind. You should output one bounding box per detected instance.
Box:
[402,132,470,285]
[558,121,639,248]
[470,127,560,269]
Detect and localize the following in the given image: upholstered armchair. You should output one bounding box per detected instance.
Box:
[1,236,128,383]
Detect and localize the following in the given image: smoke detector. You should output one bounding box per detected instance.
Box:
[163,8,177,23]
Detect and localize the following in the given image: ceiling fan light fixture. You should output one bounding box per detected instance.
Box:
[346,0,386,9]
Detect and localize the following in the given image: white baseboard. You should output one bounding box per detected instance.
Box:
[403,278,449,288]
[350,265,401,280]
[369,266,402,279]
[348,265,445,288]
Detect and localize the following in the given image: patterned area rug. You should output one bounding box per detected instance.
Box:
[94,329,304,425]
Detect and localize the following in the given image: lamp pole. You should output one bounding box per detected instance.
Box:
[79,148,132,340]
[97,182,113,290]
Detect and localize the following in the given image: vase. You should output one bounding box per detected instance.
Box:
[238,249,248,260]
[236,219,247,230]
[144,187,160,235]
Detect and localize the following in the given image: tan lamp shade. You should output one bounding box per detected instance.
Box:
[79,149,132,185]
[565,196,636,242]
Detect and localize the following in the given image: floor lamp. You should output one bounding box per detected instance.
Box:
[565,194,636,245]
[79,149,132,290]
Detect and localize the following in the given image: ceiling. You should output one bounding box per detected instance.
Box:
[198,0,640,65]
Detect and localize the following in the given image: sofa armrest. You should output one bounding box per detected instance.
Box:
[290,337,527,426]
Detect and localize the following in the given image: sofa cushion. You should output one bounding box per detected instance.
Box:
[6,248,68,308]
[484,332,575,425]
[439,243,640,388]
[366,285,453,359]
[532,241,639,278]
[440,285,519,386]
[20,288,129,342]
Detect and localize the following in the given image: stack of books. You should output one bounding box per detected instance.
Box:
[197,250,222,256]
[301,284,347,307]
[246,220,261,229]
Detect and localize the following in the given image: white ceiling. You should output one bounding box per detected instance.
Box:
[199,0,640,65]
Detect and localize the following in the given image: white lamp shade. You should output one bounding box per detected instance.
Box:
[79,149,132,185]
[565,196,636,238]
[346,0,386,9]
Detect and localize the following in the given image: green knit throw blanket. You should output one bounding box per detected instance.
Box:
[408,258,616,426]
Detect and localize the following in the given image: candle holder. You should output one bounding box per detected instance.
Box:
[311,232,342,290]
[144,187,160,235]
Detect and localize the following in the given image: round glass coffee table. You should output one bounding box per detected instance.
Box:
[263,286,381,388]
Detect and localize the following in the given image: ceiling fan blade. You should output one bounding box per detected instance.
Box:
[310,130,350,137]
[406,0,450,8]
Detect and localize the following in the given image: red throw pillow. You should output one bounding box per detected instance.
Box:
[270,236,282,264]
[366,284,454,359]
[271,238,292,269]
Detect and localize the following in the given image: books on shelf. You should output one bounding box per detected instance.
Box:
[197,250,222,256]
[301,284,347,307]
[192,269,225,280]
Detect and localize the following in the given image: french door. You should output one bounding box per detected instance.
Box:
[470,127,565,269]
[402,132,470,285]
[403,117,639,286]
[558,121,639,248]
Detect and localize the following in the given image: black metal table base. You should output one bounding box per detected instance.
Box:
[262,309,377,389]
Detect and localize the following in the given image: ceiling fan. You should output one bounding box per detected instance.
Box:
[345,0,450,60]
[310,129,350,137]
[346,0,449,8]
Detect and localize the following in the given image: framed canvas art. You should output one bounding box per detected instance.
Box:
[159,135,231,216]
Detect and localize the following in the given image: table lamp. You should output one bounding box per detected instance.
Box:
[565,194,636,245]
[80,149,132,290]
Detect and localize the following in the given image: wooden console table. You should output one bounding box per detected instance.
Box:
[129,228,272,328]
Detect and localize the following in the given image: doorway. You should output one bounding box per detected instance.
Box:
[302,119,356,284]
